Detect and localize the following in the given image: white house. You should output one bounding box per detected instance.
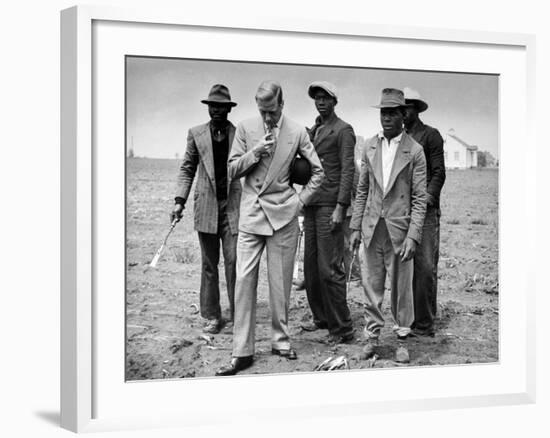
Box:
[444,129,478,169]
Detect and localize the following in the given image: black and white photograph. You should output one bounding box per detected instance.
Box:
[125,56,499,380]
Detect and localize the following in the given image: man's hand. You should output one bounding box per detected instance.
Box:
[399,237,417,262]
[350,230,361,251]
[330,204,345,232]
[171,204,184,223]
[252,133,275,159]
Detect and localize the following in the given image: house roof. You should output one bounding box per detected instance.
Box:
[446,131,478,151]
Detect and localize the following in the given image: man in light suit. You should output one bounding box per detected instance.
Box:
[350,88,427,363]
[171,84,241,334]
[216,80,324,376]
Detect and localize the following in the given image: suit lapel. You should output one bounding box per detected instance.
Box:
[384,133,413,195]
[312,115,336,148]
[228,123,235,155]
[261,117,293,193]
[226,124,236,195]
[196,123,216,190]
[367,139,384,191]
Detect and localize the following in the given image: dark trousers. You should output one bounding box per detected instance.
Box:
[304,206,353,336]
[412,206,441,331]
[197,201,237,321]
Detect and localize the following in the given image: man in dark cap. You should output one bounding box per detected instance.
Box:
[301,81,356,344]
[171,84,241,335]
[403,87,446,337]
[350,88,427,363]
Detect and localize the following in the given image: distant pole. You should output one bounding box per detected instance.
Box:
[129,136,135,158]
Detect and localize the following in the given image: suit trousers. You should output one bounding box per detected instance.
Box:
[412,206,440,331]
[232,217,299,357]
[362,219,414,339]
[197,200,237,321]
[304,206,353,336]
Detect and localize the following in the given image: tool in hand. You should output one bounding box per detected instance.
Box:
[293,217,304,281]
[346,248,358,294]
[149,218,178,268]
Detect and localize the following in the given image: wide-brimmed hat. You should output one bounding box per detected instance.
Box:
[201,84,237,107]
[403,87,428,113]
[308,81,338,102]
[372,88,409,109]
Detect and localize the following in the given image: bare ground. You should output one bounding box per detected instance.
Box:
[126,158,498,380]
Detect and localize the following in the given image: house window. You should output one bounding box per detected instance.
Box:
[454,151,460,161]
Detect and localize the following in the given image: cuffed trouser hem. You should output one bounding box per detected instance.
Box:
[392,325,412,338]
[232,353,254,358]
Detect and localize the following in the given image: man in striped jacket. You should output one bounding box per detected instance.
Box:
[171,84,242,334]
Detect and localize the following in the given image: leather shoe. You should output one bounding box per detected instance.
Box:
[327,331,355,344]
[203,318,221,334]
[300,321,327,332]
[215,356,254,376]
[271,348,298,360]
[411,327,435,337]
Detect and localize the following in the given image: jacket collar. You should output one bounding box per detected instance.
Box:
[196,121,235,190]
[311,112,338,144]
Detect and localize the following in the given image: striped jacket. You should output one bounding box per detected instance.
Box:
[175,121,241,235]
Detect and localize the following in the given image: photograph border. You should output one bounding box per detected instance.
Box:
[60,5,536,433]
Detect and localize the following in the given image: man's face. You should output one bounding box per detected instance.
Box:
[257,97,283,128]
[208,104,231,123]
[403,105,418,126]
[313,89,336,118]
[380,107,404,139]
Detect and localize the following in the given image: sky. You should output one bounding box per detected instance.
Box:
[126,56,498,159]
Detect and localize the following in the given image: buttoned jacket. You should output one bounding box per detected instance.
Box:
[228,115,324,235]
[307,114,356,207]
[350,132,427,252]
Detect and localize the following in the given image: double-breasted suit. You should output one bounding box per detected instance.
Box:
[175,121,241,322]
[228,115,324,357]
[350,132,427,338]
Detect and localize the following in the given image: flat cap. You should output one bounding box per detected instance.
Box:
[308,81,338,102]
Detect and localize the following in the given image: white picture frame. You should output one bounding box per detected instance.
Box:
[60,5,536,433]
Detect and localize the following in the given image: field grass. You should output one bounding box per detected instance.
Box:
[126,158,498,380]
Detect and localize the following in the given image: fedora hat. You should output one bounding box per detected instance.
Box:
[308,81,338,102]
[372,88,409,109]
[403,87,428,113]
[201,84,237,107]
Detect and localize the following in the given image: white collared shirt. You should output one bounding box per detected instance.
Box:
[378,131,403,192]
